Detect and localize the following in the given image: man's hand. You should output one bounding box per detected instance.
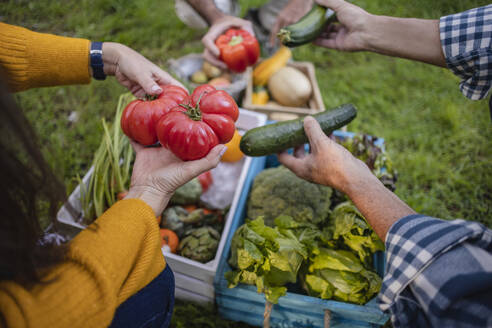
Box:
[125,142,226,216]
[313,0,371,52]
[278,116,375,194]
[270,0,313,46]
[100,42,185,98]
[278,116,415,241]
[201,15,254,68]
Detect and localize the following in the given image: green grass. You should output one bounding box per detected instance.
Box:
[3,0,491,326]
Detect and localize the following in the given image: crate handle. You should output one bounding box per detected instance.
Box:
[263,301,273,328]
[324,309,331,328]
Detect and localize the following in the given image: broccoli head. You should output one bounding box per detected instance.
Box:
[247,166,332,226]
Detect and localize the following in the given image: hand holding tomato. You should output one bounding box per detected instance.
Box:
[125,140,226,216]
[215,28,260,73]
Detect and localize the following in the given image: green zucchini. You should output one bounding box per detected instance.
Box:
[240,104,357,157]
[277,4,336,47]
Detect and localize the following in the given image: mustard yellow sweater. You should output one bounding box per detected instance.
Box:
[0,22,91,91]
[0,23,166,327]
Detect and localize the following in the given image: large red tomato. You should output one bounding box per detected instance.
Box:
[156,84,239,161]
[215,28,260,73]
[121,85,189,145]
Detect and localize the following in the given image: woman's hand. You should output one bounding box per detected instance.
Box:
[269,0,313,46]
[278,116,377,195]
[201,15,254,69]
[125,142,226,216]
[99,42,185,98]
[313,0,371,52]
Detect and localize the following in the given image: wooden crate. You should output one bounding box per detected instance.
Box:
[242,61,326,119]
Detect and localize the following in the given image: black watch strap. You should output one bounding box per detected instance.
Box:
[90,42,106,80]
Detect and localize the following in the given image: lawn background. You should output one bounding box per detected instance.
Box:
[3,0,491,326]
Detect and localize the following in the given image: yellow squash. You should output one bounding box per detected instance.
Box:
[252,46,292,87]
[252,86,269,105]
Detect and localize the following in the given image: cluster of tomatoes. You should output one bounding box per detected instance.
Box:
[121,84,239,161]
[121,28,259,161]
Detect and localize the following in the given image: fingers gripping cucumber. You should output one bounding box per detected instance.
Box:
[240,104,357,156]
[277,4,336,47]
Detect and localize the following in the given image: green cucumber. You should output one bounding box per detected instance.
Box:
[240,104,357,157]
[277,4,336,47]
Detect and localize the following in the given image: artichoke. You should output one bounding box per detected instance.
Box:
[161,206,188,238]
[178,227,220,263]
[170,178,202,205]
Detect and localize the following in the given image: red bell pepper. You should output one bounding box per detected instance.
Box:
[156,84,239,161]
[215,28,260,73]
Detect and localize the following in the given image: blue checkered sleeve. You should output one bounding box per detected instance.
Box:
[378,214,492,328]
[439,5,492,100]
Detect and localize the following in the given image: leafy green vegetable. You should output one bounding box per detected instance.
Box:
[303,248,382,304]
[329,202,385,267]
[341,134,397,191]
[226,217,308,303]
[247,166,332,226]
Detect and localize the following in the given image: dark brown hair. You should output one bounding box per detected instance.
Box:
[0,71,67,285]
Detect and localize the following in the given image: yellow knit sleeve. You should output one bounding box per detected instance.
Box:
[0,199,166,328]
[0,22,91,92]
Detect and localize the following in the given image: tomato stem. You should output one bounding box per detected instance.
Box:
[228,35,243,46]
[179,92,207,121]
[145,94,158,101]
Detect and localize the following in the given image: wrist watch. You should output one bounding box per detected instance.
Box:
[90,41,106,80]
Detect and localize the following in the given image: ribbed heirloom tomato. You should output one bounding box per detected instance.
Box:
[156,84,239,161]
[121,85,189,145]
[215,28,260,73]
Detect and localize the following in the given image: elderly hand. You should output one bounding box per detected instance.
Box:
[269,0,313,46]
[125,141,226,216]
[313,0,371,52]
[201,15,254,69]
[99,42,185,98]
[278,117,377,195]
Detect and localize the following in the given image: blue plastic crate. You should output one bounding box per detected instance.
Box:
[213,130,390,328]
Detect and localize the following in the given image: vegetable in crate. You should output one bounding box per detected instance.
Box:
[161,206,188,238]
[160,229,179,253]
[247,166,332,226]
[221,129,244,162]
[251,86,269,105]
[79,93,134,223]
[121,85,188,145]
[197,171,213,192]
[170,178,203,205]
[253,46,292,87]
[341,134,398,191]
[268,66,312,107]
[156,84,239,161]
[329,201,384,267]
[302,248,382,304]
[215,28,260,73]
[226,217,308,303]
[277,4,336,47]
[178,226,220,263]
[240,104,357,156]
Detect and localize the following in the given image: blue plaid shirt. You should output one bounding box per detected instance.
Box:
[378,214,492,327]
[440,5,492,101]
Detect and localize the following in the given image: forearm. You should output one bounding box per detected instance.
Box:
[345,174,416,242]
[186,0,225,24]
[363,15,446,67]
[0,22,90,92]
